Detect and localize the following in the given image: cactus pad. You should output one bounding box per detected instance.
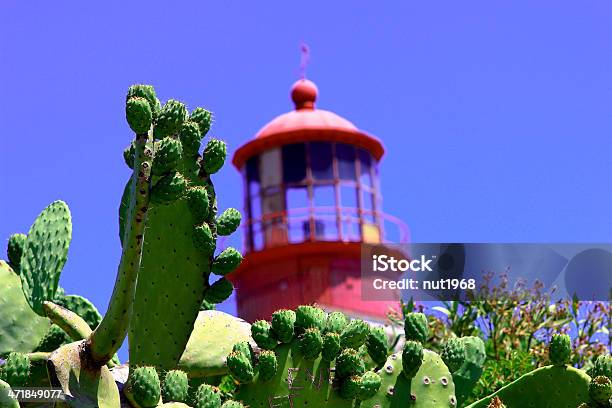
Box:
[204,278,233,304]
[251,320,277,350]
[151,171,187,204]
[202,139,227,175]
[589,375,611,406]
[126,96,153,134]
[190,107,212,136]
[0,260,50,354]
[366,326,389,366]
[322,332,341,361]
[402,340,424,379]
[271,309,296,343]
[211,247,243,276]
[340,319,370,349]
[0,379,19,408]
[152,137,183,176]
[194,384,221,408]
[0,352,30,387]
[180,121,203,156]
[127,84,160,118]
[549,333,571,366]
[227,351,255,384]
[54,293,102,329]
[452,336,486,406]
[19,200,72,316]
[179,311,253,378]
[336,348,366,379]
[154,99,187,139]
[258,350,278,381]
[441,337,466,373]
[35,324,71,352]
[7,233,26,273]
[299,328,323,360]
[216,208,241,236]
[127,366,161,408]
[587,354,612,379]
[295,305,327,333]
[326,311,348,334]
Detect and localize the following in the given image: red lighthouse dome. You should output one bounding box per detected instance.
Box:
[230,79,408,323]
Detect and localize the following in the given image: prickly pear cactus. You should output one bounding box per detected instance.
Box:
[6,233,26,273]
[0,379,19,408]
[465,365,591,408]
[125,366,162,408]
[161,370,189,403]
[178,310,254,377]
[126,96,242,371]
[404,313,429,344]
[451,336,486,406]
[19,200,72,316]
[54,293,102,329]
[0,260,50,354]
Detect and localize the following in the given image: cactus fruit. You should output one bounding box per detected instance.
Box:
[441,337,466,373]
[251,320,277,350]
[202,139,227,175]
[193,223,216,256]
[126,96,153,134]
[180,121,203,156]
[336,348,366,379]
[127,84,161,119]
[35,324,71,352]
[402,340,424,379]
[357,371,383,401]
[151,171,188,204]
[190,107,212,136]
[0,352,30,387]
[162,370,189,403]
[271,309,296,343]
[258,350,278,381]
[465,365,591,408]
[19,200,72,316]
[152,137,183,176]
[549,333,572,366]
[227,351,255,384]
[204,278,233,304]
[588,375,611,406]
[339,375,360,399]
[186,186,210,222]
[194,384,222,408]
[6,233,26,273]
[178,311,253,378]
[127,366,162,408]
[339,319,370,350]
[211,247,243,276]
[404,312,429,343]
[216,208,241,236]
[299,328,323,360]
[587,354,612,379]
[154,99,187,139]
[295,305,327,333]
[54,293,102,329]
[232,341,254,362]
[325,311,348,334]
[366,326,389,365]
[321,332,341,361]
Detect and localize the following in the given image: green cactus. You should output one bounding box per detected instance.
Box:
[295,305,327,333]
[299,328,323,360]
[35,324,71,352]
[216,208,241,236]
[19,200,72,316]
[152,137,183,176]
[587,354,612,379]
[201,138,227,175]
[162,370,189,403]
[227,351,255,384]
[0,352,30,387]
[366,326,389,366]
[258,350,278,381]
[150,171,188,204]
[404,312,429,343]
[465,365,591,408]
[126,96,153,134]
[0,261,50,354]
[358,370,383,401]
[180,121,204,156]
[271,309,296,343]
[322,332,341,361]
[402,340,424,379]
[195,384,222,408]
[336,348,366,379]
[221,401,244,408]
[339,374,360,399]
[54,293,102,329]
[0,379,19,408]
[325,311,348,334]
[452,336,486,406]
[127,84,161,119]
[204,278,234,304]
[251,320,277,350]
[186,186,210,222]
[126,366,162,408]
[549,333,572,366]
[211,247,243,276]
[154,99,187,139]
[339,319,370,350]
[588,375,611,406]
[6,233,26,273]
[441,337,466,373]
[190,107,212,136]
[178,311,253,378]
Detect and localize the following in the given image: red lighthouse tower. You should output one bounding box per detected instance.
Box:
[230,79,408,323]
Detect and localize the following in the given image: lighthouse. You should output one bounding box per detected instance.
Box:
[230,78,408,323]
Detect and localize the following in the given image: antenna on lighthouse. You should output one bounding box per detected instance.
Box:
[299,42,310,79]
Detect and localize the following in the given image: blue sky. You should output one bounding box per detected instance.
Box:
[1,1,611,359]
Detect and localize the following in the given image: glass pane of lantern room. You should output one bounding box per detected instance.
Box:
[309,142,334,180]
[282,143,307,184]
[246,156,260,197]
[336,144,357,181]
[358,149,372,187]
